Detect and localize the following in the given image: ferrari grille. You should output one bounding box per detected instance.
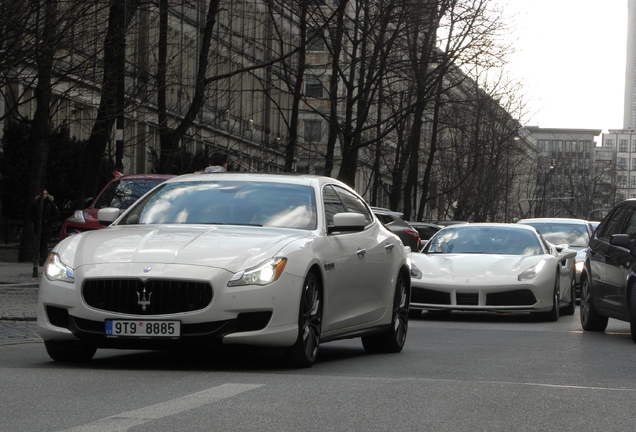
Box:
[82,279,213,315]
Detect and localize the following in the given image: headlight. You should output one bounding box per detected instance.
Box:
[228,258,287,287]
[575,261,584,272]
[408,257,422,279]
[518,260,546,281]
[44,253,75,283]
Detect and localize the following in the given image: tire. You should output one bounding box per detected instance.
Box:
[629,286,636,343]
[44,340,96,362]
[562,272,576,316]
[539,271,560,322]
[579,275,608,331]
[362,272,408,353]
[286,272,322,368]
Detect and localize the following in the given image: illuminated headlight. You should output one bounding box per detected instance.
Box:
[228,258,287,287]
[44,253,75,283]
[575,261,584,272]
[518,260,546,281]
[67,210,86,224]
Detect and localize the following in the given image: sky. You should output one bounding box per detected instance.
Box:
[498,0,628,131]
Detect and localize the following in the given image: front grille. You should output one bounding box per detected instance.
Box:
[487,290,536,306]
[82,279,213,315]
[411,288,451,305]
[456,293,478,305]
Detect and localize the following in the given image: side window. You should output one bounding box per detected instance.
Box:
[94,181,119,209]
[322,185,346,226]
[332,186,373,225]
[622,209,636,236]
[598,207,630,239]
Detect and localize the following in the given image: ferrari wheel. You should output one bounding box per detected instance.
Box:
[539,272,560,322]
[44,340,96,362]
[629,286,636,343]
[579,275,608,331]
[286,272,322,368]
[362,272,408,353]
[562,272,576,316]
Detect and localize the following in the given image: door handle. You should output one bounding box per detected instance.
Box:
[357,248,366,256]
[385,243,394,251]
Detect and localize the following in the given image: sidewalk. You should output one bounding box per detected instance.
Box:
[0,262,40,321]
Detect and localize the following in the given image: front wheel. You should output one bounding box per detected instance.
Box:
[538,272,560,322]
[580,275,608,331]
[286,272,322,368]
[362,272,408,353]
[562,272,576,316]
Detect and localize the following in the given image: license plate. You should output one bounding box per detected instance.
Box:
[105,320,181,339]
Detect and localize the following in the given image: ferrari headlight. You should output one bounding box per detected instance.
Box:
[228,257,287,287]
[518,260,546,281]
[408,257,423,279]
[44,253,75,283]
[575,261,584,272]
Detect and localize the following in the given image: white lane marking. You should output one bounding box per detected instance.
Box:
[59,383,263,432]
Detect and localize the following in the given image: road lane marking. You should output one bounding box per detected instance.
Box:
[58,383,263,432]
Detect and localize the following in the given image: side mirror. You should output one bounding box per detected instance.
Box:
[327,212,366,234]
[556,247,577,261]
[97,208,120,226]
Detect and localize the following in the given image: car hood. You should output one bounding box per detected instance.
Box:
[56,225,310,273]
[411,253,544,279]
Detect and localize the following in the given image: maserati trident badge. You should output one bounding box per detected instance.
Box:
[137,288,152,311]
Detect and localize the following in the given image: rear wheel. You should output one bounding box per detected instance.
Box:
[362,272,408,353]
[562,272,576,316]
[44,340,96,362]
[286,272,322,368]
[579,275,608,331]
[629,286,636,343]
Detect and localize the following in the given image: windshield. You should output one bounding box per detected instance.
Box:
[425,226,543,255]
[94,179,166,210]
[118,180,317,230]
[521,222,589,247]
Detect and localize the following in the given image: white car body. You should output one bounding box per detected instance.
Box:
[409,223,577,320]
[37,173,411,367]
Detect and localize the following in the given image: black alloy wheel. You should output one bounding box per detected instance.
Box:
[362,272,409,353]
[286,272,322,368]
[579,275,608,331]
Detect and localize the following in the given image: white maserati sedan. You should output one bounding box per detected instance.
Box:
[409,223,577,321]
[37,173,411,368]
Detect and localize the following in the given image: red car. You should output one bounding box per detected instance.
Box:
[59,173,174,240]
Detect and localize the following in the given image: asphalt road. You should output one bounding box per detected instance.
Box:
[2,308,635,432]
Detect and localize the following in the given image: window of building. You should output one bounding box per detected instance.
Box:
[618,157,628,170]
[307,29,325,52]
[537,140,545,151]
[632,158,636,171]
[606,138,615,147]
[305,74,323,98]
[631,176,636,189]
[620,139,629,152]
[550,140,557,152]
[304,120,322,143]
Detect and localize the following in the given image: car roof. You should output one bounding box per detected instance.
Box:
[164,172,355,190]
[115,173,175,180]
[517,218,591,225]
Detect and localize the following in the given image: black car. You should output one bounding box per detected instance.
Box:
[408,221,442,242]
[372,208,421,252]
[581,199,636,342]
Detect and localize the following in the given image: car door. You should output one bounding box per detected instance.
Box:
[335,186,397,325]
[318,185,369,332]
[603,206,636,314]
[589,205,631,312]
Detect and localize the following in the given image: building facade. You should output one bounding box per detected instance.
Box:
[624,0,636,130]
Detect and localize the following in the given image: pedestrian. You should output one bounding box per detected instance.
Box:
[30,188,60,266]
[204,152,228,172]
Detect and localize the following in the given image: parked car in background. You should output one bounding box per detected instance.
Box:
[580,199,636,342]
[409,223,577,321]
[39,173,411,368]
[408,221,442,242]
[59,173,174,240]
[371,207,421,252]
[517,218,593,297]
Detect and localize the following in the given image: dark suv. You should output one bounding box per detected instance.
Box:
[581,199,636,342]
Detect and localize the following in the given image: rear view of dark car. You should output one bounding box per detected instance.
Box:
[580,199,636,342]
[371,208,421,252]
